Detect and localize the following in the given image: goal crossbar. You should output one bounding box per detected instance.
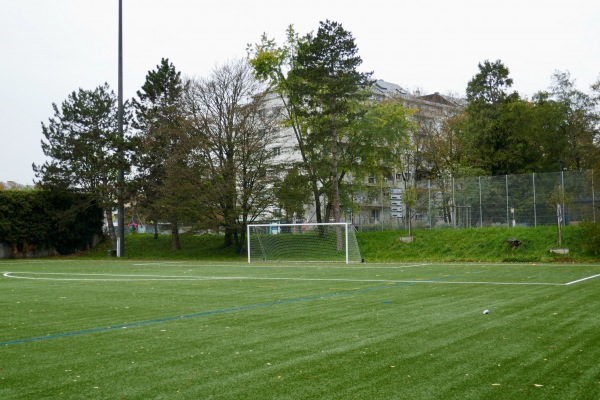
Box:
[246,222,362,264]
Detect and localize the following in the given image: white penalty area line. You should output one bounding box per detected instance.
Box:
[0,271,442,283]
[132,262,432,270]
[1,271,405,283]
[2,272,237,282]
[564,273,600,285]
[1,271,565,286]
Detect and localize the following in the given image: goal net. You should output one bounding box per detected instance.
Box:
[247,222,362,264]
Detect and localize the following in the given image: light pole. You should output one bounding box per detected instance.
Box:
[117,0,125,257]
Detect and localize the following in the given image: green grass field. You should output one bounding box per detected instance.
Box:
[1,259,599,399]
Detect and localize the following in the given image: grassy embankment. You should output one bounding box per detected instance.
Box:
[82,225,598,263]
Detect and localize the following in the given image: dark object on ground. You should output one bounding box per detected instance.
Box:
[506,238,522,249]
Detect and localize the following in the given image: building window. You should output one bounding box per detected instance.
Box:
[397,172,411,182]
[273,147,281,157]
[371,208,380,223]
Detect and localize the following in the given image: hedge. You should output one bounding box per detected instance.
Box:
[0,189,103,256]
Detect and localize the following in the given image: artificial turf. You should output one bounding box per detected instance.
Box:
[1,260,599,399]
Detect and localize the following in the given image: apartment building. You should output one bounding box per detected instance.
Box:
[264,80,465,227]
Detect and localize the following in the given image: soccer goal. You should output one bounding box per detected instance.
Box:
[247,222,362,264]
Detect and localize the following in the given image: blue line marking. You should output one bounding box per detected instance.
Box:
[1,280,438,346]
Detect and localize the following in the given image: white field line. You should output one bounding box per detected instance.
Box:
[565,273,600,285]
[132,262,431,269]
[2,271,563,285]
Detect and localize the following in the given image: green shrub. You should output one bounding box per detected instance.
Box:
[579,221,600,256]
[0,189,103,256]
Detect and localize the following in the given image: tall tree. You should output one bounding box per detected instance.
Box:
[249,22,377,223]
[249,26,326,221]
[186,59,280,252]
[350,98,414,181]
[461,60,536,175]
[132,58,194,250]
[461,65,599,175]
[33,83,130,251]
[528,91,569,172]
[466,60,513,105]
[548,70,598,171]
[288,20,374,223]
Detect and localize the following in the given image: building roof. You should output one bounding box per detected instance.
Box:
[418,92,454,106]
[371,80,466,108]
[372,80,408,97]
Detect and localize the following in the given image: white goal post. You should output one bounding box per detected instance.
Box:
[246,222,362,264]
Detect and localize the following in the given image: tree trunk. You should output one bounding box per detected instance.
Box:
[224,229,233,247]
[170,221,180,250]
[238,229,246,255]
[233,230,243,254]
[311,180,322,223]
[222,159,237,248]
[105,208,117,250]
[407,207,413,237]
[331,114,342,250]
[331,116,340,224]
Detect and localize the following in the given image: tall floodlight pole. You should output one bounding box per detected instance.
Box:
[117,0,125,257]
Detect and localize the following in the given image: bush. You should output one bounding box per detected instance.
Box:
[579,221,600,256]
[0,189,103,256]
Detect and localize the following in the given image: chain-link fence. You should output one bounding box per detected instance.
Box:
[352,171,597,230]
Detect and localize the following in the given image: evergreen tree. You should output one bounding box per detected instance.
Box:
[34,83,131,250]
[461,60,536,175]
[132,58,195,250]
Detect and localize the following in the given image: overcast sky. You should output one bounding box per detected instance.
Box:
[1,0,599,184]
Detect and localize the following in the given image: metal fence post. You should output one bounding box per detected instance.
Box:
[479,176,483,227]
[533,173,537,227]
[428,179,432,229]
[593,170,596,223]
[506,175,509,226]
[452,177,456,229]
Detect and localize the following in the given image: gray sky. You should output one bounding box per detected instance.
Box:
[1,0,599,184]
